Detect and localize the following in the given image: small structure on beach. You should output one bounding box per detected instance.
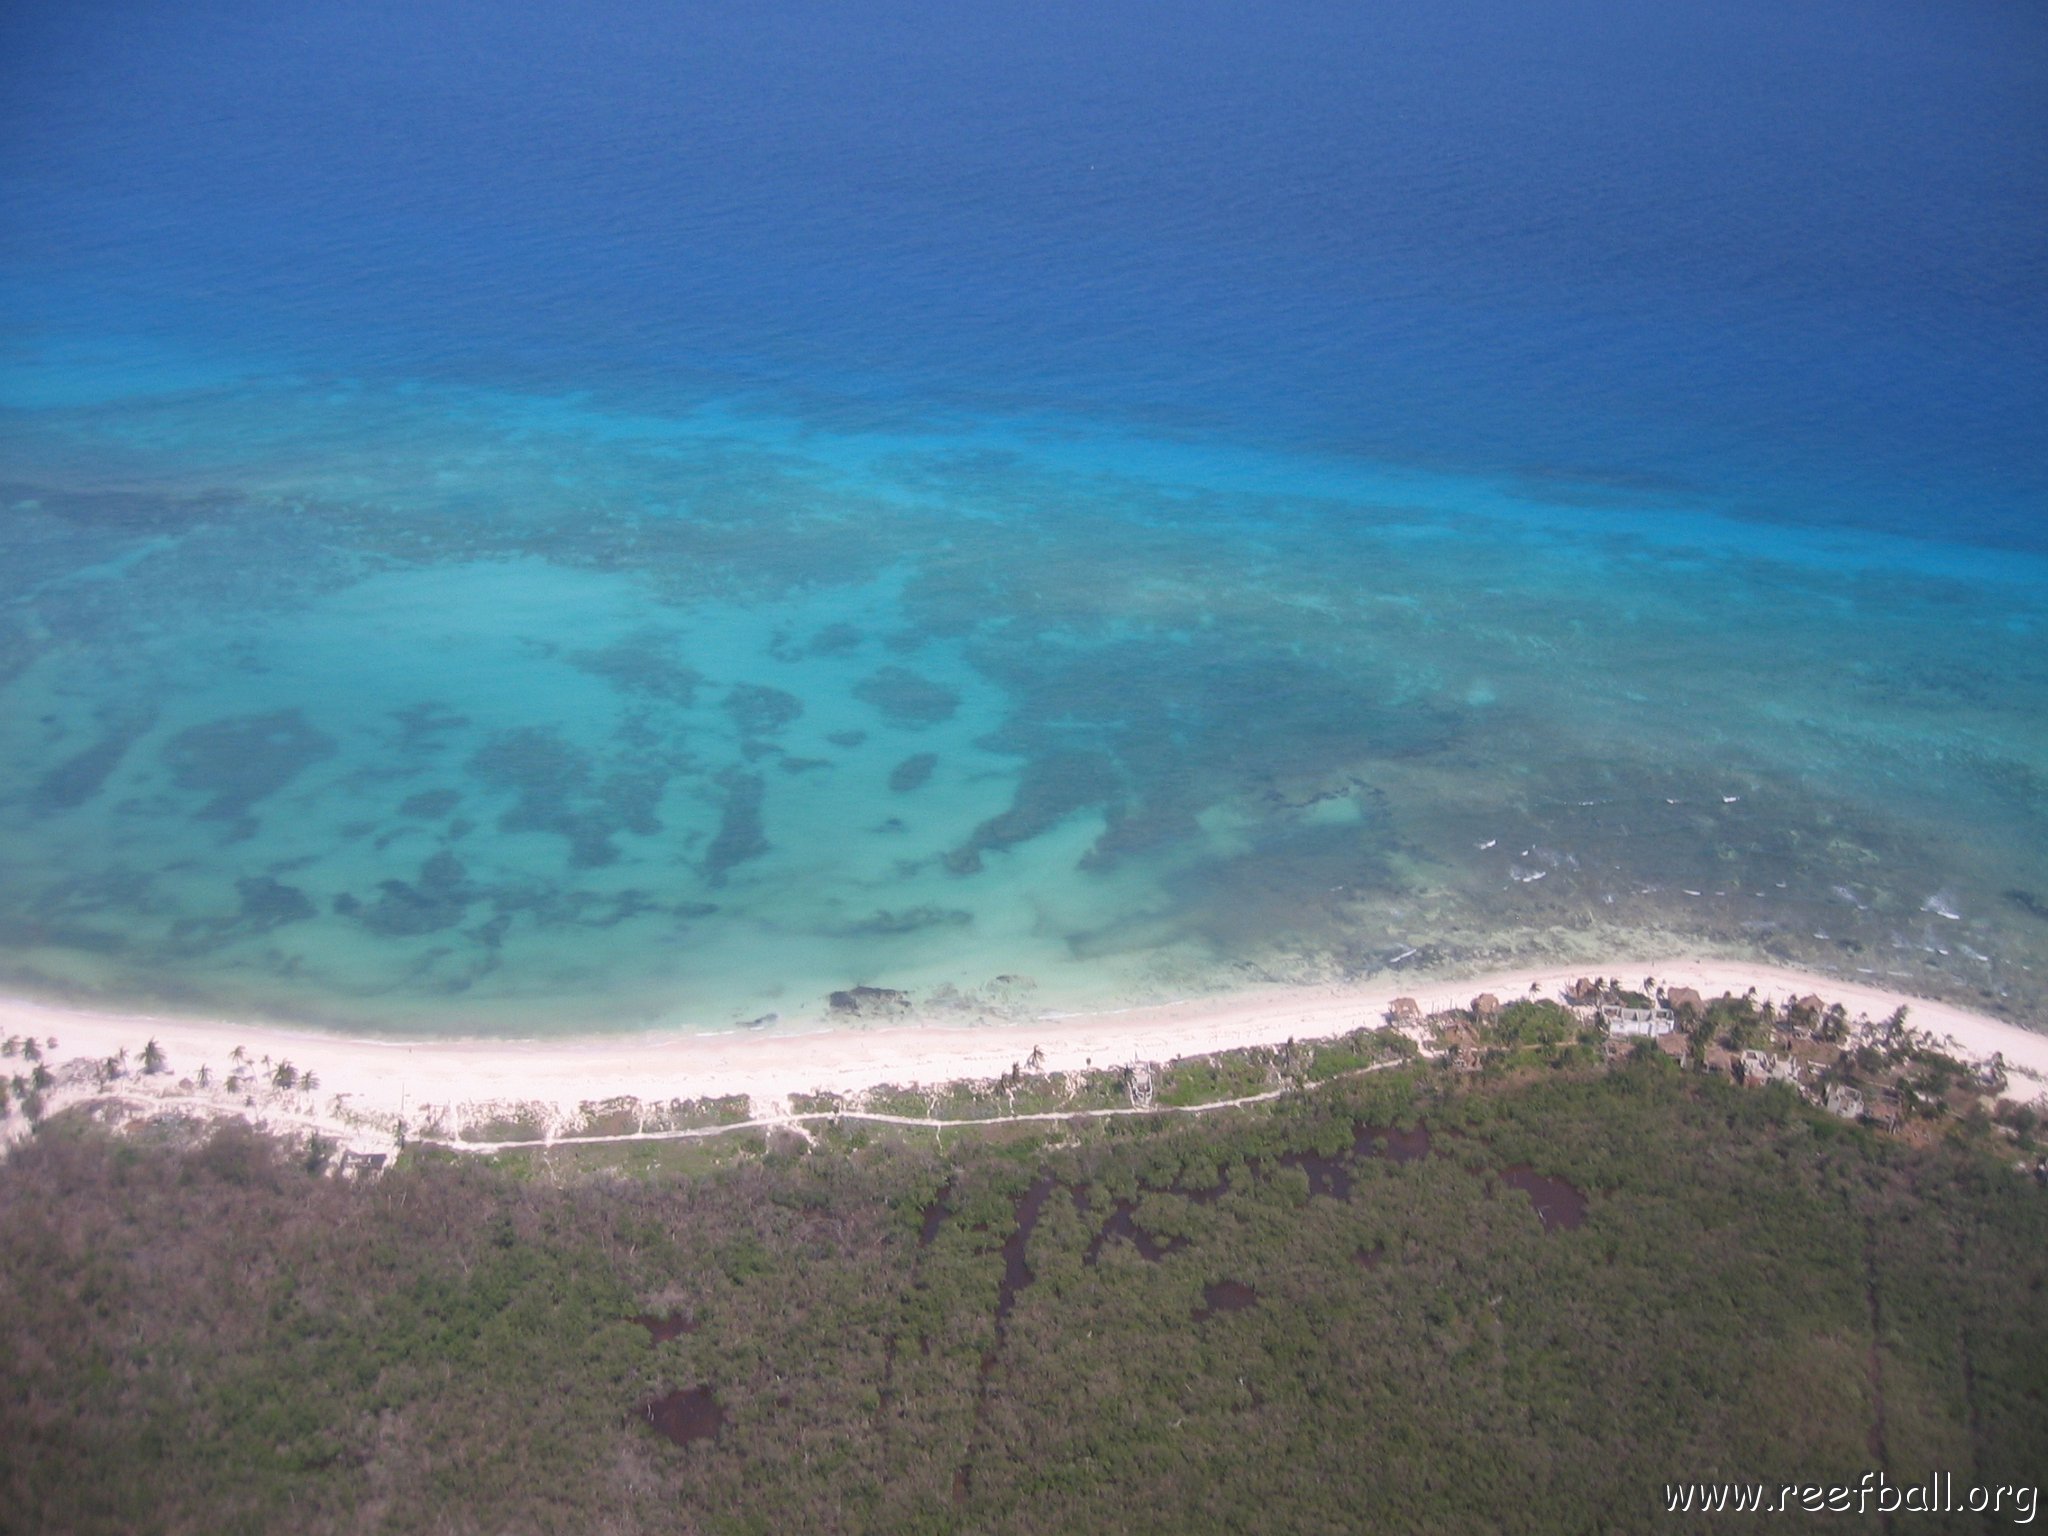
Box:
[1387,997,1422,1024]
[1124,1060,1156,1109]
[339,1150,388,1178]
[1470,993,1501,1021]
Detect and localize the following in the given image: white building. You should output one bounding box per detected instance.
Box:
[1604,1005,1676,1038]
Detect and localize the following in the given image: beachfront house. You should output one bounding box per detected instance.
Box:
[1739,1049,1801,1088]
[1606,1005,1676,1038]
[1823,1083,1865,1120]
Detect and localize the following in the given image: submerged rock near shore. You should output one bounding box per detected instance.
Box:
[827,985,913,1019]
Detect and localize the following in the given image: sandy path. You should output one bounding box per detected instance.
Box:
[4,956,2042,1158]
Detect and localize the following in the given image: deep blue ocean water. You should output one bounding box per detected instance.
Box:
[1,0,2044,1032]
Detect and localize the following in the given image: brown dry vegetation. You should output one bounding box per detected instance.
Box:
[1,1060,2044,1534]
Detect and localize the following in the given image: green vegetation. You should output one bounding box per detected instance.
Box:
[855,1067,1134,1122]
[1,1062,2043,1534]
[1155,1051,1273,1106]
[1486,999,1581,1049]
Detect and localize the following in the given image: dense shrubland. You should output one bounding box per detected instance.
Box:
[1,1059,2043,1534]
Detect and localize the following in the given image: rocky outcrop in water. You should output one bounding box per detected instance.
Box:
[827,985,912,1018]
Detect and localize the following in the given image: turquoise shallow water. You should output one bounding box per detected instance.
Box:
[2,366,2046,1033]
[3,0,2043,1034]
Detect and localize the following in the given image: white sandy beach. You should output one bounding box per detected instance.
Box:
[4,958,2044,1159]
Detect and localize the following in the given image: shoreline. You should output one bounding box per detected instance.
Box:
[5,957,2045,1159]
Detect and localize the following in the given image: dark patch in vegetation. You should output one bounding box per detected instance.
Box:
[993,1175,1059,1337]
[636,1386,725,1447]
[1276,1144,1353,1199]
[887,753,937,793]
[162,709,337,828]
[1268,1122,1433,1199]
[959,1172,1062,1501]
[1499,1165,1588,1232]
[917,1183,953,1248]
[1194,1280,1259,1320]
[1360,1123,1434,1163]
[629,1313,701,1343]
[852,667,959,727]
[1082,1198,1186,1264]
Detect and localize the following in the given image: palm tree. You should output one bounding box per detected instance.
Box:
[142,1038,166,1075]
